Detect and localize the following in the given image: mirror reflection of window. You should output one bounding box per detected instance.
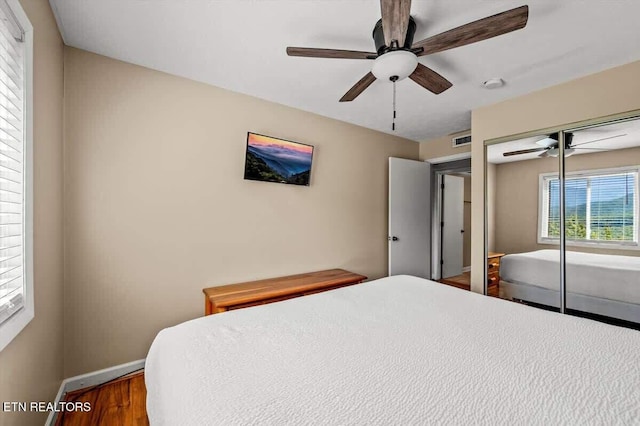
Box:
[541,168,638,246]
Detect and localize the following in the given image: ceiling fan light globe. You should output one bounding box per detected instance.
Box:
[546,147,576,158]
[537,136,558,148]
[371,50,418,82]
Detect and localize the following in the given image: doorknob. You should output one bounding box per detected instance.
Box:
[460,229,465,233]
[388,236,399,241]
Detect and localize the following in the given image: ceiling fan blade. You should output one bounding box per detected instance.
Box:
[574,148,612,151]
[503,147,546,157]
[571,134,626,147]
[538,151,550,158]
[380,0,412,47]
[412,5,529,57]
[286,47,377,60]
[409,63,452,94]
[339,72,377,102]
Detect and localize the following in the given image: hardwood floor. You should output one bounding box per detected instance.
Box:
[439,272,471,290]
[56,372,148,426]
[439,272,499,297]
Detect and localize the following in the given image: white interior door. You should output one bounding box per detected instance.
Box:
[441,175,464,278]
[388,158,431,278]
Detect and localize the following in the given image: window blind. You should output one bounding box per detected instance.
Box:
[589,173,636,241]
[544,169,638,243]
[0,2,24,326]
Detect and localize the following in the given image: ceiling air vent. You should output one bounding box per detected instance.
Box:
[452,134,472,148]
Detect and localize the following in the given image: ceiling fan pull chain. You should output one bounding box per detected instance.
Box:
[392,79,397,131]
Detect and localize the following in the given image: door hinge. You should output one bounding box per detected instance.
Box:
[440,259,444,265]
[440,221,444,227]
[441,183,445,189]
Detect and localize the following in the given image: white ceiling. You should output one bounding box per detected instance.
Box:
[488,118,640,164]
[49,0,640,142]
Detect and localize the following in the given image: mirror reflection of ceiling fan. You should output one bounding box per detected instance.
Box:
[502,133,627,158]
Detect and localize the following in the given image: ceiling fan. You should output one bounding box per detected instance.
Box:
[286,1,529,102]
[502,133,628,158]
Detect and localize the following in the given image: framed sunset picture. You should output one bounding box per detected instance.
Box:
[243,133,314,186]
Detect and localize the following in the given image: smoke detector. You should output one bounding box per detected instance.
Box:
[483,78,505,89]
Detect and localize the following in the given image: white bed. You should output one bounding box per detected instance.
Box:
[500,249,640,322]
[146,275,640,425]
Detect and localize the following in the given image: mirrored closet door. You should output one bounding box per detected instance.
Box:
[485,133,560,303]
[563,119,640,326]
[485,114,640,329]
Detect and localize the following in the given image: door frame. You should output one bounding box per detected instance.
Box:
[428,158,471,280]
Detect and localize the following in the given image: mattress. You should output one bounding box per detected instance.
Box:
[500,249,640,304]
[146,275,640,425]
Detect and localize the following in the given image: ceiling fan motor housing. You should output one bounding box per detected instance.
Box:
[373,17,417,54]
[565,132,574,147]
[371,16,418,82]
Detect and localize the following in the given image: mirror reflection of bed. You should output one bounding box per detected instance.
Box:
[486,117,640,329]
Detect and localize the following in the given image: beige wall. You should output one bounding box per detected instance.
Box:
[471,60,640,293]
[494,147,640,257]
[0,1,64,425]
[419,130,471,161]
[63,48,418,376]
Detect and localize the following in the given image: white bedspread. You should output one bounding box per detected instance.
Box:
[146,275,640,425]
[500,249,640,304]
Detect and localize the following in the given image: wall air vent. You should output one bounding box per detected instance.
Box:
[452,134,472,148]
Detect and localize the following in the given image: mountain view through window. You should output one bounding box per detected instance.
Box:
[546,171,637,242]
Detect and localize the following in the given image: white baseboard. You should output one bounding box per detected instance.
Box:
[462,266,471,273]
[46,380,66,426]
[46,358,145,426]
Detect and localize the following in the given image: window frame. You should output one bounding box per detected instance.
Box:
[538,165,640,250]
[0,0,33,352]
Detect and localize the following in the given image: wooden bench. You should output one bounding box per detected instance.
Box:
[203,269,367,315]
